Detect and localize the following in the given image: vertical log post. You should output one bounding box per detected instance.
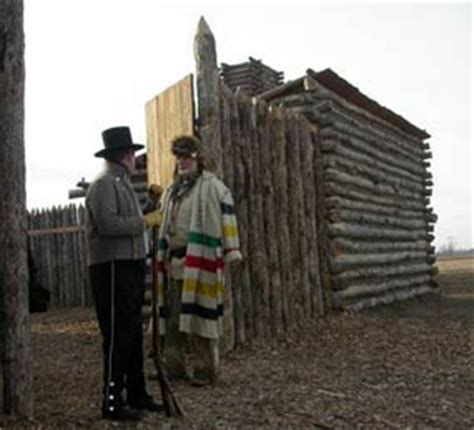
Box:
[232,94,253,341]
[292,116,311,321]
[218,85,235,353]
[221,84,247,344]
[250,100,271,339]
[270,106,292,331]
[284,114,302,327]
[311,129,332,314]
[61,207,69,305]
[238,95,262,337]
[78,205,89,305]
[45,209,54,305]
[259,102,283,336]
[52,207,60,305]
[299,119,323,316]
[194,16,222,177]
[194,17,234,352]
[0,0,33,416]
[70,205,80,305]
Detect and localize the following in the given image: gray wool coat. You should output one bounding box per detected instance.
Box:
[85,162,147,265]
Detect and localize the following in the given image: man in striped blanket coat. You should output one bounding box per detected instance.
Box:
[157,135,242,386]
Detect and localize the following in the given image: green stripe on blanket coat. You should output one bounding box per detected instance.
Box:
[187,231,222,248]
[158,238,168,250]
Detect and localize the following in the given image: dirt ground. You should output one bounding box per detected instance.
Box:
[1,256,473,429]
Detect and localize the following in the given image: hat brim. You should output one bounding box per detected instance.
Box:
[94,143,144,158]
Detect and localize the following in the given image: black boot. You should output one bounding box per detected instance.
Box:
[128,394,164,412]
[101,386,143,422]
[102,406,143,421]
[102,401,143,421]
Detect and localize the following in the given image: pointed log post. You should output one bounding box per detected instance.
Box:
[194,17,235,353]
[194,17,223,177]
[0,0,33,417]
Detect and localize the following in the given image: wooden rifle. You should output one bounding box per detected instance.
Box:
[149,186,184,417]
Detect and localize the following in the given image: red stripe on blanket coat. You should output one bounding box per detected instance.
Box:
[185,255,224,273]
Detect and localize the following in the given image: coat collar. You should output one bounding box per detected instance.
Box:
[104,161,129,180]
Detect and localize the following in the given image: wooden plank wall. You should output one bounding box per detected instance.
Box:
[145,74,195,189]
[28,204,91,307]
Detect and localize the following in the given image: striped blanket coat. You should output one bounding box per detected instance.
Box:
[157,171,242,339]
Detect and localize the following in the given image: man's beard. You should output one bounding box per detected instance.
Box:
[178,165,196,176]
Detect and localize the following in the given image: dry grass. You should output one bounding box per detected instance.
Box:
[436,254,473,273]
[436,254,474,295]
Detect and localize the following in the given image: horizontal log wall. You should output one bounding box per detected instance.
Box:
[271,79,437,310]
[69,168,149,204]
[28,204,91,307]
[220,57,284,97]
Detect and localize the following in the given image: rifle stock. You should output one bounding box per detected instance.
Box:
[151,226,184,417]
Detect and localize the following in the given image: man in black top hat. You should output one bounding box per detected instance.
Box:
[85,126,162,421]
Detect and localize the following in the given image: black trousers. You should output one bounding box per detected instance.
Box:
[90,259,148,410]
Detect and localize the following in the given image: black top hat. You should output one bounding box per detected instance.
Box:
[94,126,144,158]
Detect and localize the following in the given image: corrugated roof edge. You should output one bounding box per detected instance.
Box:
[307,68,430,140]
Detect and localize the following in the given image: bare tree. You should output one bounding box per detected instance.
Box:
[0,0,33,418]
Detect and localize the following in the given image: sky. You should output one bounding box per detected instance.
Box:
[24,1,472,250]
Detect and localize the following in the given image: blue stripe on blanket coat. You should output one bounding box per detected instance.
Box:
[181,303,224,320]
[220,202,235,215]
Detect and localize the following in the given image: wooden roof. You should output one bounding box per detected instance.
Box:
[307,68,430,140]
[259,68,430,140]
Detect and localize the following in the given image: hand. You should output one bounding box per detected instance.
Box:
[144,210,162,227]
[148,183,164,197]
